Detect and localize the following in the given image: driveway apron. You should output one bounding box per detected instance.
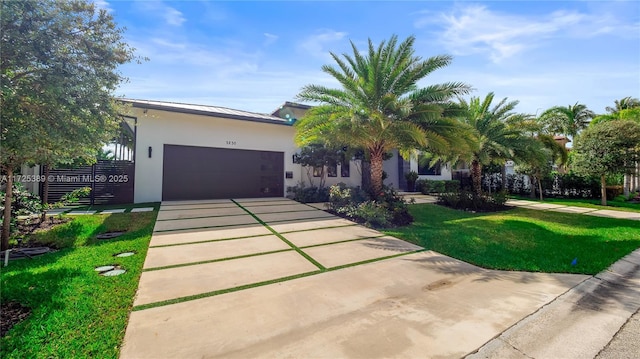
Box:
[121,198,588,359]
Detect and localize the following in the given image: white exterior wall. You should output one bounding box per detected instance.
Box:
[297,160,362,189]
[383,150,401,188]
[130,108,302,203]
[18,164,41,196]
[409,158,453,181]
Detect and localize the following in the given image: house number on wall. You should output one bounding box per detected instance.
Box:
[226,141,237,145]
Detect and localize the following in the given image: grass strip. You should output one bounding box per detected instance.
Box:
[231,200,326,270]
[326,249,427,272]
[158,205,239,211]
[149,233,273,248]
[299,235,386,249]
[142,248,293,272]
[132,270,322,311]
[155,212,249,221]
[509,195,640,213]
[152,221,260,233]
[134,249,426,311]
[278,223,358,234]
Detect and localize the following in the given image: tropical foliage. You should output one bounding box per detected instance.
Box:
[295,35,470,197]
[572,120,640,205]
[453,92,531,195]
[539,102,595,138]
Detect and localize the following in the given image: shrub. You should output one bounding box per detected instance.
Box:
[437,190,509,212]
[327,184,412,228]
[352,201,391,227]
[419,180,447,194]
[404,171,419,192]
[0,183,42,219]
[286,184,330,203]
[444,180,460,192]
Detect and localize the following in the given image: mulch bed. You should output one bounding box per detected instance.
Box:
[0,301,31,337]
[16,216,71,236]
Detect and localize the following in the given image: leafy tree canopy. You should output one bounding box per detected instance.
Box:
[572,120,640,205]
[0,0,140,249]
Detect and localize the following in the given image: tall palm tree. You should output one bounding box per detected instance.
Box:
[606,96,640,114]
[455,92,530,195]
[295,35,470,196]
[539,102,595,138]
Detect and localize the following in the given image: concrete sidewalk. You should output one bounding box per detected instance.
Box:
[507,199,640,221]
[468,248,640,359]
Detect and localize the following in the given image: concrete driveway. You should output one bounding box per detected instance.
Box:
[120,198,587,358]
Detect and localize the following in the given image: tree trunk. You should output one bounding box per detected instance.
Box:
[369,147,385,198]
[2,167,14,251]
[501,164,507,191]
[600,174,607,206]
[41,165,50,222]
[529,176,536,199]
[471,160,482,196]
[538,177,544,201]
[623,174,630,197]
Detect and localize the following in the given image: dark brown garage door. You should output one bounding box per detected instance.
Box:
[162,144,284,200]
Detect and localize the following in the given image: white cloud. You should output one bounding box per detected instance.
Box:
[263,33,279,47]
[164,7,186,26]
[299,29,348,59]
[417,4,639,63]
[93,0,112,13]
[135,1,186,27]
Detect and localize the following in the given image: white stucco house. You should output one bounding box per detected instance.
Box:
[114,99,451,203]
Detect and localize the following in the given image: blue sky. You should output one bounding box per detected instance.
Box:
[100,0,640,116]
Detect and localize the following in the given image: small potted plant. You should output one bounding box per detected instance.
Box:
[405,171,419,192]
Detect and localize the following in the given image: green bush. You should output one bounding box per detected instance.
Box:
[444,180,460,192]
[352,201,391,227]
[418,179,456,194]
[0,183,42,219]
[437,190,509,212]
[286,184,330,203]
[328,184,412,228]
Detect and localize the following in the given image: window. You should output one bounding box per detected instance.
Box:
[341,160,350,177]
[327,164,337,177]
[313,166,323,177]
[418,157,442,175]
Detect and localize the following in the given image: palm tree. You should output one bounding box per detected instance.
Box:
[295,35,470,196]
[515,134,568,200]
[539,102,595,138]
[606,96,640,114]
[455,92,530,195]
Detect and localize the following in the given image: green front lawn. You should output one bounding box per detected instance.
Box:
[384,204,640,274]
[1,209,158,359]
[510,195,640,213]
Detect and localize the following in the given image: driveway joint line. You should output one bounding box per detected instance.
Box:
[326,249,426,271]
[155,213,250,221]
[142,248,294,272]
[231,199,326,270]
[149,233,274,248]
[298,235,387,249]
[132,270,323,311]
[153,221,261,233]
[277,223,358,234]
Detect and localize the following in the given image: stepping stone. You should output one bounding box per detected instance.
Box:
[67,210,96,215]
[101,209,126,214]
[131,207,154,213]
